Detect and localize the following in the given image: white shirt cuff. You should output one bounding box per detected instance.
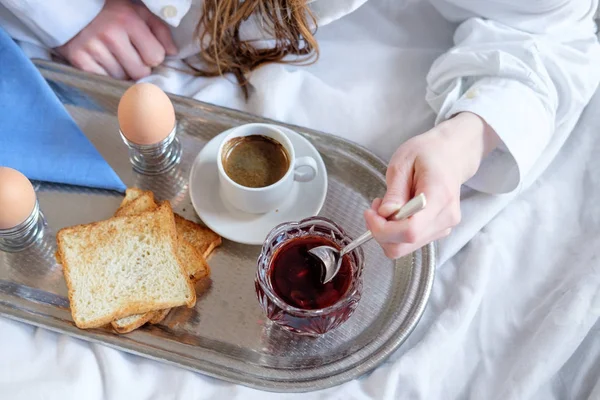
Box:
[441,77,553,194]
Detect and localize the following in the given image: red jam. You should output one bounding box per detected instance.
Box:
[269,236,352,310]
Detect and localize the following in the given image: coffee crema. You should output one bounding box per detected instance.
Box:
[222,135,290,188]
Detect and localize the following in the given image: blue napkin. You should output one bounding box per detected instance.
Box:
[0,27,126,192]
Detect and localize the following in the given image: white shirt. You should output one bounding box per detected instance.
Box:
[2,0,598,196]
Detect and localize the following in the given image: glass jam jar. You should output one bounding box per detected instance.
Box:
[255,217,364,336]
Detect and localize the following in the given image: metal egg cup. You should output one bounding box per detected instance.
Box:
[0,200,46,253]
[119,125,182,175]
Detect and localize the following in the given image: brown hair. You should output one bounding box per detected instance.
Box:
[192,0,319,97]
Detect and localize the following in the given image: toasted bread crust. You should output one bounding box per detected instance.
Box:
[148,309,170,325]
[115,191,157,217]
[112,312,156,333]
[174,214,222,259]
[118,187,145,210]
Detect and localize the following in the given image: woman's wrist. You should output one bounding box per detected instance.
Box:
[436,111,500,183]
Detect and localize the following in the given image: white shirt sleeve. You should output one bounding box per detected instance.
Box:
[0,0,104,47]
[427,0,600,194]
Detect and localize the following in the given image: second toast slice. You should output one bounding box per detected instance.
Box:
[58,201,196,329]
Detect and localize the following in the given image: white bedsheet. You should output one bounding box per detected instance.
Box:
[2,0,600,399]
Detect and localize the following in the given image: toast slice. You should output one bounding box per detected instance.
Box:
[115,190,158,217]
[57,202,196,329]
[119,187,145,209]
[55,187,145,265]
[174,214,222,259]
[111,191,210,333]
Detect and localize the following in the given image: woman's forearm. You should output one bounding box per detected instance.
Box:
[435,112,500,184]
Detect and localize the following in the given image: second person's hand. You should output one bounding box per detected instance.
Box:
[55,0,178,80]
[364,112,500,259]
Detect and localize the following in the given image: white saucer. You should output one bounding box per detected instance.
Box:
[189,126,328,245]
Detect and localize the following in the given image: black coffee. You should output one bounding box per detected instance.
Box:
[222,135,290,188]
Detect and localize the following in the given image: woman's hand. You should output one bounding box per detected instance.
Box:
[364,112,499,259]
[55,0,178,80]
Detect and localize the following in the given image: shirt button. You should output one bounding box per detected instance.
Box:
[161,5,178,19]
[465,89,478,99]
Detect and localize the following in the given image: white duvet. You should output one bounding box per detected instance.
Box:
[2,0,600,399]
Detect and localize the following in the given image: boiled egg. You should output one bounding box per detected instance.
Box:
[0,167,36,230]
[117,83,176,145]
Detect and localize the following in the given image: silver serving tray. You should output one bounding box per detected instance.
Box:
[0,60,435,392]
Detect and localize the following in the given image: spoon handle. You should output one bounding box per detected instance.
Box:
[340,193,427,257]
[340,230,374,256]
[389,193,427,222]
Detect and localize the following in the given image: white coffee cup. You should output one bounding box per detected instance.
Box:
[217,123,318,214]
